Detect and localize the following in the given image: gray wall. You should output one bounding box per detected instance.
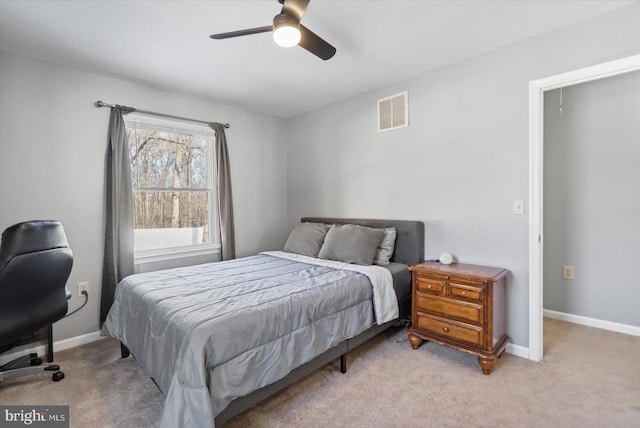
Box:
[285,4,640,348]
[0,52,289,343]
[543,71,640,326]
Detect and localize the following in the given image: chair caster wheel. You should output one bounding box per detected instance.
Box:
[52,371,64,382]
[31,357,43,366]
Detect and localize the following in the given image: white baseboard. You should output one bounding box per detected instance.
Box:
[0,330,104,366]
[544,309,640,337]
[497,311,639,363]
[505,342,530,360]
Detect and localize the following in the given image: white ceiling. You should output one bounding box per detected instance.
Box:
[0,0,635,118]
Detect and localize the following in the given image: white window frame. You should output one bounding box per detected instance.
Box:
[125,113,220,264]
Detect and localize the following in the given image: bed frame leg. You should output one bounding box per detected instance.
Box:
[120,342,130,359]
[340,354,347,374]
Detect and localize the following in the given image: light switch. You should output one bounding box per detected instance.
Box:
[562,265,574,280]
[513,200,525,215]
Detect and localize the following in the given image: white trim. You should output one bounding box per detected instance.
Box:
[125,113,213,135]
[505,343,530,360]
[544,310,640,337]
[528,79,544,362]
[0,330,103,366]
[135,244,221,265]
[125,115,220,256]
[528,54,640,362]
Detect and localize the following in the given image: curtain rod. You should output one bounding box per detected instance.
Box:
[94,100,230,128]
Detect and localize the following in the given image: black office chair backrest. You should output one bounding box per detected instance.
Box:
[0,220,73,345]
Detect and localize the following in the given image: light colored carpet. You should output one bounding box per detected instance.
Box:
[1,318,638,427]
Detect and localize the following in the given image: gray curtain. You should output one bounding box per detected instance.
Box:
[209,123,235,260]
[100,106,135,322]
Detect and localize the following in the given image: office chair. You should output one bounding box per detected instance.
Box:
[0,220,73,382]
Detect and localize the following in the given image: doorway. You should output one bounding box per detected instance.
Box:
[528,54,640,361]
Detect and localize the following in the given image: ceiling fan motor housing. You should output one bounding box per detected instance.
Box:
[273,12,299,28]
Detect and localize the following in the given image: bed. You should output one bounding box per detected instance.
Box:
[102,217,424,427]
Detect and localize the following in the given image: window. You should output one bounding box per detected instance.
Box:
[125,115,219,261]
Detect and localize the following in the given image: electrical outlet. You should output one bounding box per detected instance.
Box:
[77,281,90,297]
[562,266,574,280]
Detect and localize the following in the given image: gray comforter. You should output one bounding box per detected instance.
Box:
[102,251,396,427]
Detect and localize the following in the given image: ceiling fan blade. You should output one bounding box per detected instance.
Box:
[298,24,336,60]
[281,0,310,22]
[209,25,273,40]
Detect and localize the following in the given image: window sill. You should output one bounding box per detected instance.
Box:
[134,245,221,265]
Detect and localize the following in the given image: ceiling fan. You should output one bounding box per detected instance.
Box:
[209,0,336,60]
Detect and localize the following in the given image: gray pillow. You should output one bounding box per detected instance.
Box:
[373,227,397,266]
[318,224,385,265]
[283,222,330,257]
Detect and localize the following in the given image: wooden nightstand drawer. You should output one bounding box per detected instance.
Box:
[415,312,483,347]
[449,282,484,302]
[415,292,483,324]
[416,276,445,294]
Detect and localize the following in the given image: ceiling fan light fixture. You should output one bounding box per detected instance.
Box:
[272,13,301,47]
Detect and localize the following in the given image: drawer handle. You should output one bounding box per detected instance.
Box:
[442,327,450,333]
[462,291,467,295]
[427,285,431,289]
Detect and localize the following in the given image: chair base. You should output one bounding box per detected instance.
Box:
[0,352,64,382]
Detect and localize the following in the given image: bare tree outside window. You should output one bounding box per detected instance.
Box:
[126,120,216,252]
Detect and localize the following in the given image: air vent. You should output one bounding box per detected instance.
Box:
[378,91,408,132]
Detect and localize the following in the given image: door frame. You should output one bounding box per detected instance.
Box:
[528,54,640,361]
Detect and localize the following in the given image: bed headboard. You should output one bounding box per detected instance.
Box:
[301,217,424,267]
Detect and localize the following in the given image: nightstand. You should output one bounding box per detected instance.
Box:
[407,261,509,374]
